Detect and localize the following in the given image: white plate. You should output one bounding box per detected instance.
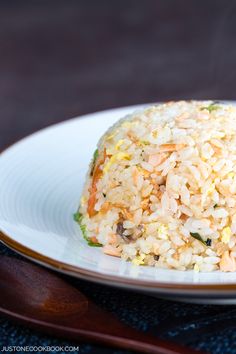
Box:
[1,104,236,304]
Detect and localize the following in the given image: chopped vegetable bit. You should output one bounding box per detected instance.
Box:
[93,148,99,161]
[73,211,83,223]
[116,221,126,237]
[213,204,218,208]
[200,103,220,113]
[190,232,211,246]
[74,211,102,247]
[116,221,132,242]
[90,149,99,176]
[140,140,150,146]
[154,255,160,261]
[221,227,231,244]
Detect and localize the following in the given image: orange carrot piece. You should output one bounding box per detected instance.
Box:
[90,236,99,244]
[87,150,106,217]
[141,198,150,210]
[100,201,111,213]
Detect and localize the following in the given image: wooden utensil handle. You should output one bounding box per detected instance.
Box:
[73,304,208,354]
[0,255,207,354]
[0,304,207,354]
[81,331,200,354]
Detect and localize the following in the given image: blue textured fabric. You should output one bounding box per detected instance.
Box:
[1,243,236,354]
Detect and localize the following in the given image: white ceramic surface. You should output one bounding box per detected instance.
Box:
[1,104,236,303]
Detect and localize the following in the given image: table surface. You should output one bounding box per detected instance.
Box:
[1,1,236,353]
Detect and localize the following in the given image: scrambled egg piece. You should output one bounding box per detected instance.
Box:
[115,139,124,150]
[132,253,145,266]
[152,129,158,138]
[106,131,118,141]
[103,152,130,174]
[122,120,138,129]
[157,224,168,239]
[81,196,87,206]
[221,227,231,244]
[212,132,225,139]
[228,172,235,179]
[206,183,215,195]
[193,264,200,272]
[137,166,150,177]
[122,121,132,128]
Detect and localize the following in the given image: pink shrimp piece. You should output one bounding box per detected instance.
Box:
[220,251,236,272]
[132,166,140,186]
[148,153,167,167]
[159,144,185,152]
[103,245,121,257]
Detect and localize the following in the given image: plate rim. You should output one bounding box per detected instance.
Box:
[2,102,236,297]
[2,229,236,296]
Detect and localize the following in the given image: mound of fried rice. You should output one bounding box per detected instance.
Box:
[75,100,236,272]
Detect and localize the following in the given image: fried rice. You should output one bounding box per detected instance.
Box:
[75,100,236,272]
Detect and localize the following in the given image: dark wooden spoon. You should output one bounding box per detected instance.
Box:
[0,256,207,354]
